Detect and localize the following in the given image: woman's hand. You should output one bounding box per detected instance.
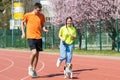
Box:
[61,37,65,41]
[70,35,75,40]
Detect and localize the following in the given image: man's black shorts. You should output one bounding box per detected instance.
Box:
[27,39,43,51]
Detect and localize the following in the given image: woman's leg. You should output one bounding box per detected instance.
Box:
[66,44,73,64]
[59,41,67,61]
[56,41,67,67]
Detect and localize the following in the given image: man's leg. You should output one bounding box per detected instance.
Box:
[33,51,39,70]
[27,39,38,78]
[32,51,39,78]
[30,39,42,77]
[33,39,42,70]
[29,49,39,78]
[30,49,37,68]
[28,49,36,76]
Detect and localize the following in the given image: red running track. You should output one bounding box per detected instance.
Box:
[0,49,120,80]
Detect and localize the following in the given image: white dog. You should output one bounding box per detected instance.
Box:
[64,63,72,79]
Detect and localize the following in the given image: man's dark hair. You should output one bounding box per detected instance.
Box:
[34,3,42,9]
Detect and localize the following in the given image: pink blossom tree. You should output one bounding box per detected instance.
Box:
[48,0,120,50]
[49,0,120,24]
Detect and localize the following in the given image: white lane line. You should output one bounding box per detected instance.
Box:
[0,57,14,73]
[20,60,45,80]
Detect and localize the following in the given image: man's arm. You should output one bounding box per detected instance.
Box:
[42,26,48,34]
[20,21,25,39]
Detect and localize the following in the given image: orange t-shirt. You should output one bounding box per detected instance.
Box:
[22,12,45,39]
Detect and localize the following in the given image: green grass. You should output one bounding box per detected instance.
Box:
[44,49,120,57]
[2,48,120,57]
[75,49,120,56]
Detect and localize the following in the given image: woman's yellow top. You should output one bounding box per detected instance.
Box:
[59,25,76,44]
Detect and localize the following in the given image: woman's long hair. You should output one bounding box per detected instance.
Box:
[65,16,74,27]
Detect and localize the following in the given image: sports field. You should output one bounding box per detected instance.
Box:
[0,49,120,80]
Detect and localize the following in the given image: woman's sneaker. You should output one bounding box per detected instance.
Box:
[56,58,61,67]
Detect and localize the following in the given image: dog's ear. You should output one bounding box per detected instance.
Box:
[66,64,69,67]
[68,63,72,66]
[70,63,72,69]
[64,65,66,70]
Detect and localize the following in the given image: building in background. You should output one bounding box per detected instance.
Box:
[40,0,54,26]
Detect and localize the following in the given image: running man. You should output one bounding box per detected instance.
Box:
[21,3,48,78]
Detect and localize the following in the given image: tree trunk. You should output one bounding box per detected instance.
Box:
[78,33,82,49]
[109,28,117,50]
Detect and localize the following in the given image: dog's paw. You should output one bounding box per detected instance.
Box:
[70,73,72,79]
[70,76,72,79]
[64,76,67,79]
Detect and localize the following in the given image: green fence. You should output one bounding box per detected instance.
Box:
[0,29,28,48]
[0,19,120,51]
[78,19,120,51]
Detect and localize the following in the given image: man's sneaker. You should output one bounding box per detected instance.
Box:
[32,70,38,78]
[28,66,34,76]
[56,58,61,67]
